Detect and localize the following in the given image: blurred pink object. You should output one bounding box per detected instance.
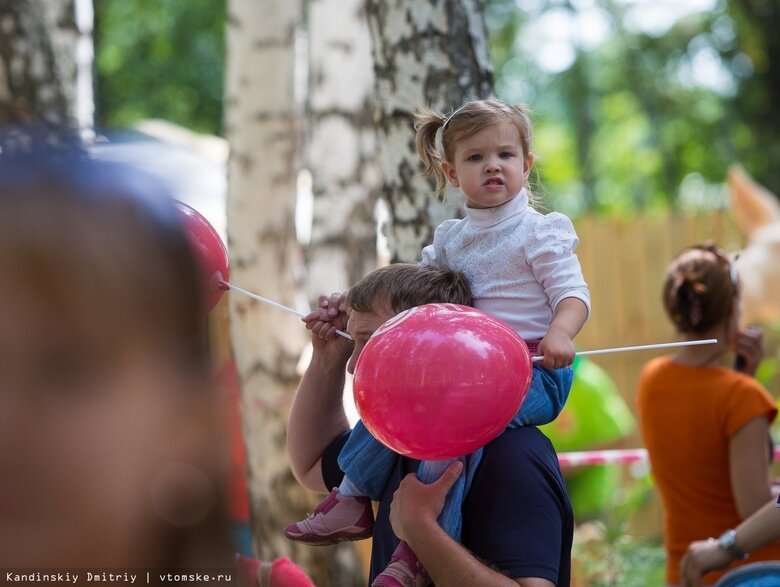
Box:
[236,555,316,587]
[175,200,229,312]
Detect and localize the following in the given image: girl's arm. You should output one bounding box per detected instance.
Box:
[729,415,773,519]
[538,298,588,369]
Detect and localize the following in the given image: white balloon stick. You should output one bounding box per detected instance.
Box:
[220,281,353,341]
[531,338,718,363]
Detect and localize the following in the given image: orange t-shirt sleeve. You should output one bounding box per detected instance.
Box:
[724,375,778,438]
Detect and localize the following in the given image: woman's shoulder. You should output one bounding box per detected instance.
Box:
[636,356,674,396]
[725,369,774,399]
[639,355,673,376]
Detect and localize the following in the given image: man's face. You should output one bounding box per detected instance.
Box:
[345,303,396,375]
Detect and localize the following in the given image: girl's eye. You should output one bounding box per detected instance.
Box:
[467,154,482,161]
[499,151,514,159]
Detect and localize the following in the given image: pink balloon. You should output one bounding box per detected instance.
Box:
[353,303,532,460]
[175,201,229,313]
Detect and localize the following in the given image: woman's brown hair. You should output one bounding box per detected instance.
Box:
[663,243,739,335]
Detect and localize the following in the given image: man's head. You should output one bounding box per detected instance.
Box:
[344,263,473,373]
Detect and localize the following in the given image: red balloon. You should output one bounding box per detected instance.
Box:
[175,201,229,312]
[353,303,532,460]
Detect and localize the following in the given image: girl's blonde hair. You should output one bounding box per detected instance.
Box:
[414,99,535,201]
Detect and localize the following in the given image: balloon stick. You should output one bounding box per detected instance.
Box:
[531,338,718,363]
[217,280,353,341]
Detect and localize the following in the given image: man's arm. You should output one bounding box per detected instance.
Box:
[287,295,352,493]
[390,464,554,587]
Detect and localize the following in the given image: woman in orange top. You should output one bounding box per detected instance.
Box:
[637,243,780,586]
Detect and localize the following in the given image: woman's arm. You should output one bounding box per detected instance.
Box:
[729,415,773,519]
[681,497,780,587]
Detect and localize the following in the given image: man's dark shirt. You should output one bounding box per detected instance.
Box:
[322,426,573,586]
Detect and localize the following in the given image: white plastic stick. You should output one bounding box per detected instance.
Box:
[531,338,718,363]
[221,282,353,341]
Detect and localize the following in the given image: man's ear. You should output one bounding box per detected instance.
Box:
[524,153,534,182]
[442,161,460,188]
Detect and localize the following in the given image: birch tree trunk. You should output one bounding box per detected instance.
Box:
[366,0,494,262]
[225,1,332,581]
[305,0,380,298]
[0,0,92,131]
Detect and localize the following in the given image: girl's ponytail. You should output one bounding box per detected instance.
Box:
[413,107,448,200]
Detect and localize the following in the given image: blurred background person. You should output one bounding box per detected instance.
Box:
[0,148,313,586]
[637,243,780,587]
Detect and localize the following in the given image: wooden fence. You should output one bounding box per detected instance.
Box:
[213,210,753,547]
[573,211,746,444]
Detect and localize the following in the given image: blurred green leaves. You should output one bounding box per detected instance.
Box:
[93,0,780,213]
[485,0,780,216]
[95,0,226,135]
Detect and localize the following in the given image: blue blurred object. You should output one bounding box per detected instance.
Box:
[715,563,780,587]
[231,521,253,557]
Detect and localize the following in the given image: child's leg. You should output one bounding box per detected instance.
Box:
[337,419,399,501]
[337,475,364,498]
[374,451,482,586]
[416,457,464,541]
[416,449,482,541]
[284,420,396,545]
[509,364,574,428]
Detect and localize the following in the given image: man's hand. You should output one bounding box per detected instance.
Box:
[679,539,731,587]
[389,461,463,543]
[537,327,575,370]
[303,292,352,360]
[733,325,764,376]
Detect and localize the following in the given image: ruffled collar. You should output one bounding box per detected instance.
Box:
[464,188,528,227]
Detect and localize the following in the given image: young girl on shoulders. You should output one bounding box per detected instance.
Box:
[287,100,590,587]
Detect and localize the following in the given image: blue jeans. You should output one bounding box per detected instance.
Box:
[337,365,574,538]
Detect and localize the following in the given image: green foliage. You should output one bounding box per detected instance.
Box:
[94,0,226,135]
[573,472,666,586]
[574,527,666,587]
[485,0,780,216]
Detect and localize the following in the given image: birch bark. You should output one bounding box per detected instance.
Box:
[305,0,380,297]
[0,0,92,131]
[366,0,494,262]
[225,0,320,575]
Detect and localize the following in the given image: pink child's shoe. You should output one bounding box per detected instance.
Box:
[283,487,374,545]
[372,541,431,587]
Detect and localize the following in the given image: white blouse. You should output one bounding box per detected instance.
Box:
[421,189,591,341]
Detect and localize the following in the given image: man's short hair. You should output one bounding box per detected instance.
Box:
[347,263,473,314]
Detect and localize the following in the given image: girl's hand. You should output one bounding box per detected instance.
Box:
[537,328,575,369]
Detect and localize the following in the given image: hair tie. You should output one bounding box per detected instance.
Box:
[687,288,703,326]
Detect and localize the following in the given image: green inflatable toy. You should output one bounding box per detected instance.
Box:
[540,356,636,519]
